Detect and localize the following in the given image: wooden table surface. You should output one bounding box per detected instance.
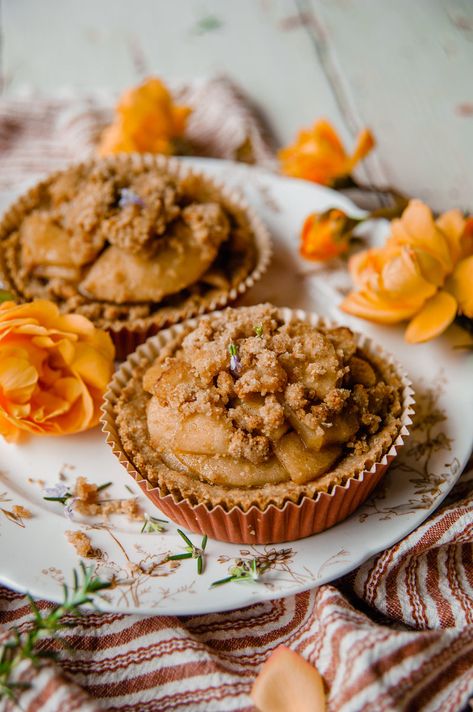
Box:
[1,0,472,211]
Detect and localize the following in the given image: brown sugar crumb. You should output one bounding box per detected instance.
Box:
[12,505,32,519]
[28,478,46,488]
[65,530,99,558]
[69,476,142,520]
[98,498,142,521]
[74,476,99,506]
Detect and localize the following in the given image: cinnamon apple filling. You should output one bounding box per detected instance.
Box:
[142,304,401,489]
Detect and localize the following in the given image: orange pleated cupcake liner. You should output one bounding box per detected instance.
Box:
[101,307,415,544]
[0,153,272,361]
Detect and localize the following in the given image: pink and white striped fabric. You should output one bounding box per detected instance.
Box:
[1,466,473,711]
[0,79,473,711]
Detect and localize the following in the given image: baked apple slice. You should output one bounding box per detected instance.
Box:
[175,452,288,487]
[274,432,341,484]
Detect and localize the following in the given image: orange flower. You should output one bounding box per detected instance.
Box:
[279,119,375,185]
[300,209,359,261]
[341,200,473,343]
[0,300,115,441]
[98,77,191,156]
[251,645,325,712]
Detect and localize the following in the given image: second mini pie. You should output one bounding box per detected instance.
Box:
[0,154,271,358]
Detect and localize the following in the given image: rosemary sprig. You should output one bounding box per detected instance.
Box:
[141,513,168,534]
[210,558,269,588]
[0,563,110,702]
[167,529,208,574]
[43,484,73,505]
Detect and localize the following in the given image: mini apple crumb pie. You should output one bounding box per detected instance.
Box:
[0,155,270,358]
[103,304,413,543]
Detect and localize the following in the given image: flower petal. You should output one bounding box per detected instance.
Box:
[435,209,466,263]
[393,200,453,273]
[347,128,375,170]
[71,342,114,390]
[251,646,325,712]
[405,290,457,343]
[0,356,38,403]
[341,289,422,324]
[381,247,437,302]
[449,255,473,318]
[413,249,447,287]
[348,249,385,290]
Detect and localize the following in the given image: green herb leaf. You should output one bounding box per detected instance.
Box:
[0,565,110,701]
[170,530,208,574]
[210,557,267,588]
[141,513,168,534]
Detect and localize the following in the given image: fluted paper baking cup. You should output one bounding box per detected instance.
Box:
[0,153,272,361]
[101,307,415,544]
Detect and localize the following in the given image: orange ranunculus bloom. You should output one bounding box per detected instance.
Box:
[251,645,325,712]
[300,209,357,261]
[279,119,375,186]
[98,77,191,156]
[0,300,115,441]
[341,200,473,343]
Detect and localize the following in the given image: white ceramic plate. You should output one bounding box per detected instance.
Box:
[0,159,471,615]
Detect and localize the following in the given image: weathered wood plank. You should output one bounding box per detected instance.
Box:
[1,0,349,146]
[304,0,473,211]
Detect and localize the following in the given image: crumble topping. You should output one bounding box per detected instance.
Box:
[140,304,402,488]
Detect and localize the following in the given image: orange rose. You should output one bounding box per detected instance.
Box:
[341,200,473,343]
[0,300,115,441]
[300,209,359,261]
[98,77,191,156]
[279,119,375,186]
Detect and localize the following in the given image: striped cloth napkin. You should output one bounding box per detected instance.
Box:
[1,77,472,712]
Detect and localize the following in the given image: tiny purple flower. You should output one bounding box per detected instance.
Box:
[44,484,69,499]
[63,498,77,520]
[228,343,242,375]
[118,188,145,209]
[230,354,241,374]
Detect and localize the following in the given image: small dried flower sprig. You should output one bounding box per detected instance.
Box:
[43,483,73,505]
[0,562,110,703]
[43,482,112,520]
[210,558,269,588]
[118,187,145,209]
[167,529,208,575]
[228,343,242,375]
[141,513,168,534]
